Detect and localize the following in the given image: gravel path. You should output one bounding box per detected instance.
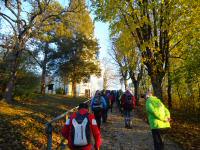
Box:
[100,106,181,150]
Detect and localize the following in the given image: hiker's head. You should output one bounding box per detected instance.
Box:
[95,90,101,97]
[101,89,105,95]
[145,91,152,100]
[78,103,88,110]
[125,90,130,94]
[125,90,132,96]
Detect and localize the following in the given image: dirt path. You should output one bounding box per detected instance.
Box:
[100,106,181,150]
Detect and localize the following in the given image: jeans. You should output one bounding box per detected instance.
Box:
[124,110,131,127]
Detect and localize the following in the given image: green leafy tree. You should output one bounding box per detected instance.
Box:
[27,1,64,95]
[92,0,199,104]
[170,30,200,114]
[111,31,143,103]
[110,40,129,89]
[55,33,100,97]
[47,0,101,97]
[0,0,76,102]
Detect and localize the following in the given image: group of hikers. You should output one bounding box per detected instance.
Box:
[90,90,136,129]
[61,90,171,150]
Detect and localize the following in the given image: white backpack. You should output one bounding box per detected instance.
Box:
[71,113,91,146]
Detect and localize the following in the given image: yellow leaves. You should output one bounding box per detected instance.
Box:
[0,101,29,116]
[0,95,87,149]
[56,23,72,38]
[138,16,150,27]
[168,111,200,150]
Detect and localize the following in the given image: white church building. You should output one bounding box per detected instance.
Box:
[45,75,103,97]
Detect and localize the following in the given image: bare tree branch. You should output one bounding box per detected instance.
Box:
[169,38,185,52]
[0,12,18,23]
[170,55,186,60]
[5,0,18,18]
[0,13,17,35]
[26,49,43,67]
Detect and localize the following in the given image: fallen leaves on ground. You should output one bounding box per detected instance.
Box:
[0,94,86,150]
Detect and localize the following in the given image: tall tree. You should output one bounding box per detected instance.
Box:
[111,31,143,104]
[92,0,199,102]
[49,0,101,97]
[110,43,129,89]
[28,2,65,95]
[0,0,76,102]
[101,58,117,90]
[55,34,100,97]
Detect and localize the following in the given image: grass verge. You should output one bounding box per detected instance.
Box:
[0,94,88,150]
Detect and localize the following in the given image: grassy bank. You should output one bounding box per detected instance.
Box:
[135,99,200,150]
[0,94,87,150]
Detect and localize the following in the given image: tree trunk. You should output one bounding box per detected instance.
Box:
[133,80,140,105]
[4,50,21,103]
[103,72,108,90]
[4,0,23,103]
[167,70,172,109]
[72,81,77,97]
[40,43,48,95]
[40,68,46,95]
[63,81,66,95]
[124,79,128,90]
[4,74,16,103]
[151,75,163,100]
[176,85,182,102]
[197,82,200,101]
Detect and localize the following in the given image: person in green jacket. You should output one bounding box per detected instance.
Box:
[145,91,171,150]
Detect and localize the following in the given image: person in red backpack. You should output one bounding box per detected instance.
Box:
[121,90,136,128]
[61,103,102,150]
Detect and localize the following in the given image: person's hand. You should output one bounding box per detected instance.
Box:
[166,118,171,122]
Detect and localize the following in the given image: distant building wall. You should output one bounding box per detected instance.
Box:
[44,75,103,97]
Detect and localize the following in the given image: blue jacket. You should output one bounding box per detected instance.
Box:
[91,96,107,111]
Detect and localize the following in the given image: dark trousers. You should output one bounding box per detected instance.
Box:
[152,129,164,150]
[116,100,122,113]
[110,102,114,112]
[94,111,102,129]
[102,109,108,123]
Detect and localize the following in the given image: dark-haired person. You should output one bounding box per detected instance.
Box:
[61,103,102,150]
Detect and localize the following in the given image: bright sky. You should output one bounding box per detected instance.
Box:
[94,22,110,59]
[92,21,122,90]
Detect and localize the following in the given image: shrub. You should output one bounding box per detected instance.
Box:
[55,88,65,95]
[14,70,40,100]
